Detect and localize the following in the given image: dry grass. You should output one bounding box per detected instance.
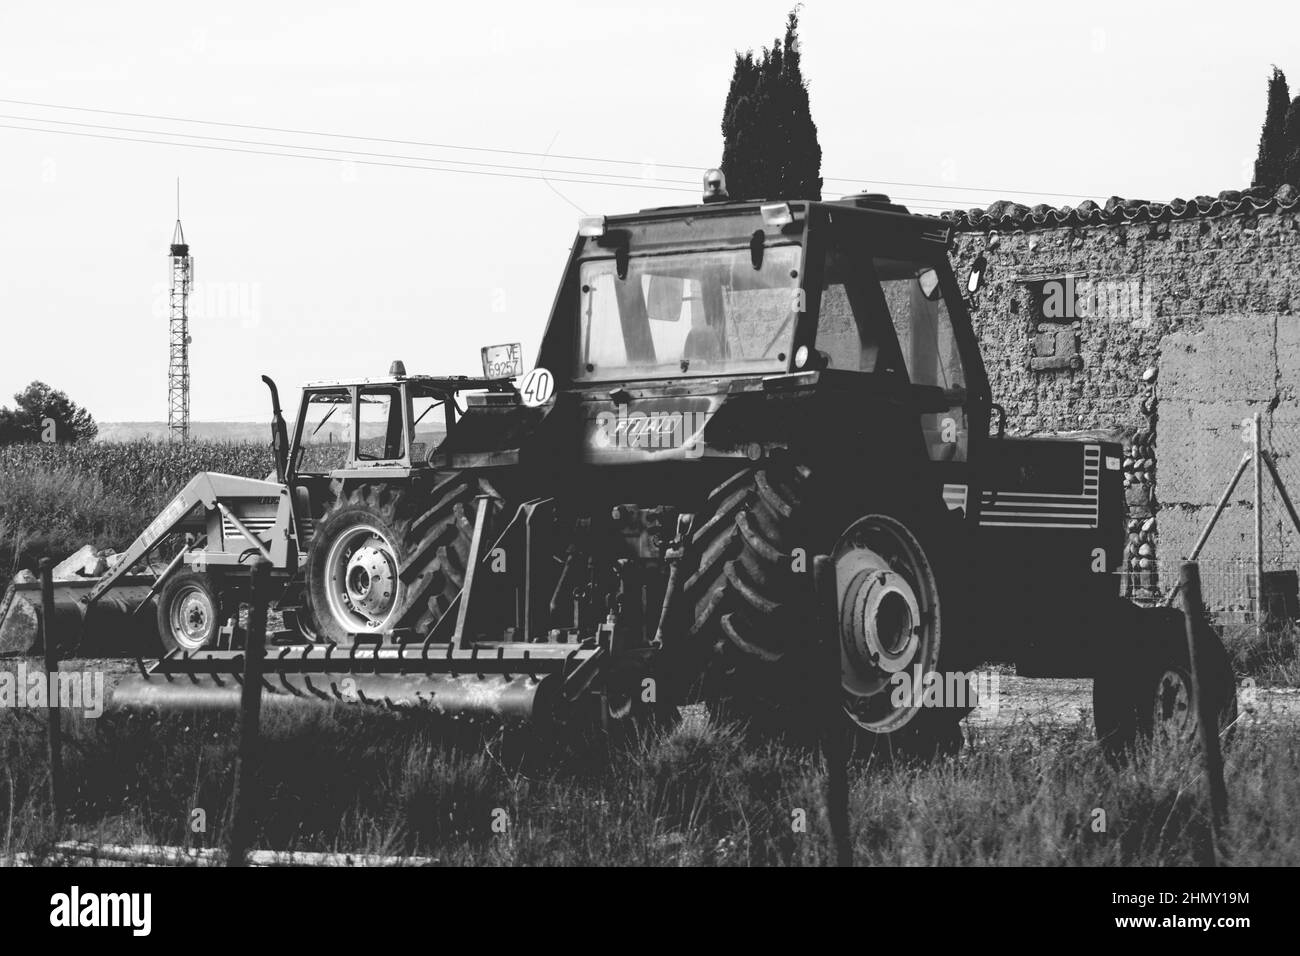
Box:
[2,707,1295,866]
[1220,622,1300,685]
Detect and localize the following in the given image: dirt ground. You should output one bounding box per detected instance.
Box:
[968,674,1300,728]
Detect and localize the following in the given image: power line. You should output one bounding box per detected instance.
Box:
[0,122,700,193]
[0,95,703,172]
[0,116,991,211]
[0,112,703,188]
[0,96,1101,202]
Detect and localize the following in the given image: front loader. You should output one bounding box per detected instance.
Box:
[0,469,290,659]
[20,182,1235,756]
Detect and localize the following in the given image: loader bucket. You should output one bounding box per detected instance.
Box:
[0,577,161,658]
[106,643,603,724]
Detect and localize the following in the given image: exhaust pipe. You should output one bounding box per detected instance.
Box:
[262,375,290,484]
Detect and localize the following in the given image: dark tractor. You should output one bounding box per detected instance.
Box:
[104,188,1235,757]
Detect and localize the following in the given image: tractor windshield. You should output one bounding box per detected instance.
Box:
[293,388,353,474]
[576,246,801,381]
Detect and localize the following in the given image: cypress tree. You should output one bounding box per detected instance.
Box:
[1252,67,1290,190]
[1284,95,1300,187]
[719,8,822,201]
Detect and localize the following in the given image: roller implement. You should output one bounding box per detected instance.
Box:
[20,182,1236,753]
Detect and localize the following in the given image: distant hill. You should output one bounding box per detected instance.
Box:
[97,422,270,443]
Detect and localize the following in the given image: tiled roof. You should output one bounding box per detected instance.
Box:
[941,183,1300,232]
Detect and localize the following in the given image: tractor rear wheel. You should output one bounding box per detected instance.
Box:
[156,570,225,654]
[1093,605,1237,757]
[303,475,499,644]
[684,459,969,757]
[831,513,971,760]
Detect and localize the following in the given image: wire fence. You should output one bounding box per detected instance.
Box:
[1123,416,1300,623]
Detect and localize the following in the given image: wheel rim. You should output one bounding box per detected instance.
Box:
[833,515,941,735]
[169,584,215,652]
[1153,668,1196,741]
[324,522,402,634]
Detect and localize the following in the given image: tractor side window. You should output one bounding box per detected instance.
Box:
[875,259,969,462]
[357,387,405,461]
[410,392,446,461]
[295,389,353,474]
[875,259,966,394]
[816,246,883,372]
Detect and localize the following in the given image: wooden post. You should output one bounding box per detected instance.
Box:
[1254,413,1264,625]
[39,559,63,830]
[813,555,852,867]
[1179,562,1229,865]
[226,556,269,867]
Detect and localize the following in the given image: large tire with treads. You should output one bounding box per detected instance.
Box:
[303,474,499,644]
[683,458,970,757]
[684,459,817,726]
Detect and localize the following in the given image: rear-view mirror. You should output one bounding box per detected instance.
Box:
[917,268,942,301]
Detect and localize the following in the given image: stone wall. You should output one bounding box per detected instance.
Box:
[944,186,1300,608]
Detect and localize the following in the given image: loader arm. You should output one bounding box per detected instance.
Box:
[84,472,288,609]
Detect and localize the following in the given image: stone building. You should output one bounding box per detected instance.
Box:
[943,184,1300,611]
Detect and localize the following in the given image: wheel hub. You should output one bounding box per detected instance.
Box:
[324,523,403,633]
[344,545,397,618]
[170,587,214,652]
[843,567,921,674]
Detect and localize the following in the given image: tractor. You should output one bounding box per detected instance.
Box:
[31,182,1234,755]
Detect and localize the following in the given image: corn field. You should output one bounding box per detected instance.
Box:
[0,439,273,580]
[0,440,273,506]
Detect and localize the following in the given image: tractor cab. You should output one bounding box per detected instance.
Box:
[284,364,518,479]
[530,194,993,519]
[252,366,519,583]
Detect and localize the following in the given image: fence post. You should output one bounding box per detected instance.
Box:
[813,554,852,867]
[1254,412,1264,625]
[1179,562,1229,865]
[39,558,63,831]
[226,556,270,867]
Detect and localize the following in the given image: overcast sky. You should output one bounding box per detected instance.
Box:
[0,0,1290,422]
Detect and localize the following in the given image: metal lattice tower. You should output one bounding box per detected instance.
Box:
[167,197,193,442]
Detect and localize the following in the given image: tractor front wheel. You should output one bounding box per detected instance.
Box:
[156,570,225,654]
